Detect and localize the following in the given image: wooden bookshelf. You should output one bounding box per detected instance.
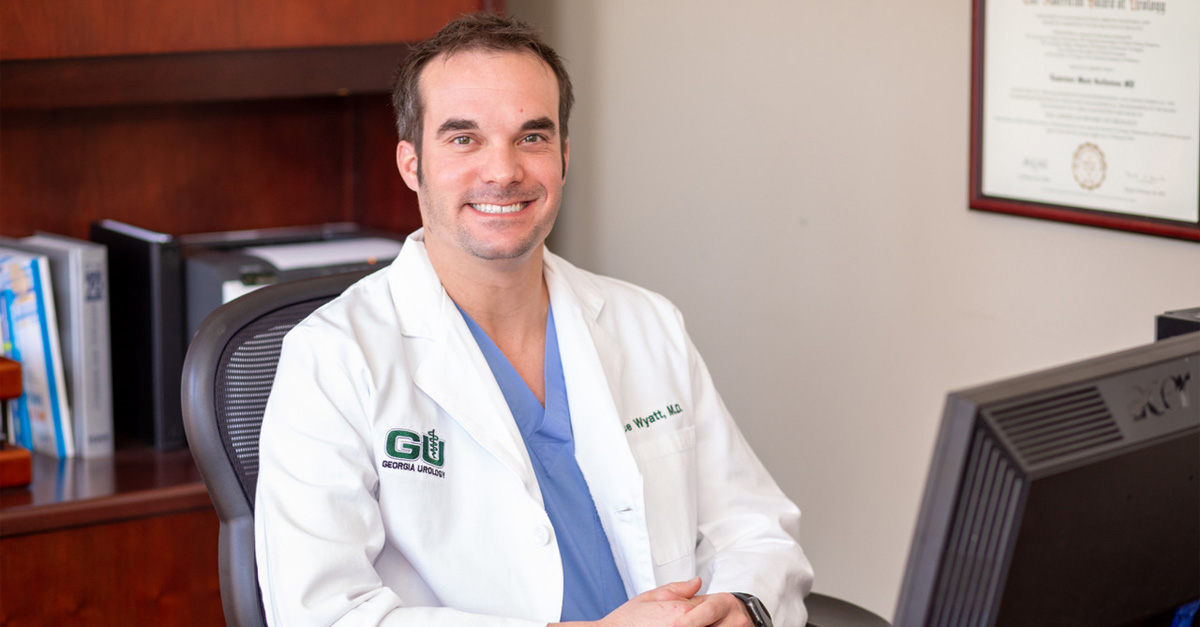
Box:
[0,0,499,240]
[0,445,219,624]
[0,1,499,621]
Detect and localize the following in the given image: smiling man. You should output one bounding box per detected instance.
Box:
[254,13,812,627]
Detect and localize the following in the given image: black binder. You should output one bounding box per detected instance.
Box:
[90,220,186,450]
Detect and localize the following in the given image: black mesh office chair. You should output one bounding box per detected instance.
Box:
[182,269,890,627]
[182,269,374,627]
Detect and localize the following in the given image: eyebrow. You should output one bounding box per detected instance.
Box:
[434,116,558,137]
[435,118,478,136]
[521,117,557,134]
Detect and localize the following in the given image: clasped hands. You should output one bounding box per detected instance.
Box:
[552,577,753,627]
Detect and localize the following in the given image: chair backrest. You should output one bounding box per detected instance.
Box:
[181,269,374,627]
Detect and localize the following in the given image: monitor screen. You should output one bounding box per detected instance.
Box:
[895,331,1199,627]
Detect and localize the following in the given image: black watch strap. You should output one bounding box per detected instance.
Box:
[730,592,774,627]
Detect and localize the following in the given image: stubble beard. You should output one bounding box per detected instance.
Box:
[420,181,560,262]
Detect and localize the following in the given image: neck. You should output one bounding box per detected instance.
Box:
[426,240,550,339]
[426,239,551,405]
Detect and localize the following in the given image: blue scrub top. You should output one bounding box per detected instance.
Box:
[458,304,628,620]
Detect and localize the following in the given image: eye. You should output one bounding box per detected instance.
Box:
[451,136,473,146]
[520,134,546,144]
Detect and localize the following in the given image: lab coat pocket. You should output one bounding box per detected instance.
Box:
[630,426,698,566]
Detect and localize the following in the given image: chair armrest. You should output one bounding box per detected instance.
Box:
[805,592,891,627]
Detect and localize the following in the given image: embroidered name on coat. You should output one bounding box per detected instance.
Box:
[625,403,683,432]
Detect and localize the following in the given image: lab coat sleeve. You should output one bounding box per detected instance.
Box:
[254,324,545,627]
[679,313,815,625]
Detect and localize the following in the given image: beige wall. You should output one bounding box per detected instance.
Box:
[508,0,1200,619]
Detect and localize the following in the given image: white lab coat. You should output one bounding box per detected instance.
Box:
[255,230,813,626]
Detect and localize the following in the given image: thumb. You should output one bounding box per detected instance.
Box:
[643,577,703,601]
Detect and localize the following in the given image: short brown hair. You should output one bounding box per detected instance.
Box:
[391,13,574,158]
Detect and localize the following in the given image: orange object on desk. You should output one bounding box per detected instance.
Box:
[0,356,32,488]
[0,443,32,488]
[0,357,19,399]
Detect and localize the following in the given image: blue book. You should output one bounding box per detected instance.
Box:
[0,247,75,458]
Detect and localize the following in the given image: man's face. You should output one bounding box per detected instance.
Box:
[396,49,568,264]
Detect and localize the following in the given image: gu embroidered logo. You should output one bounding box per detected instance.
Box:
[382,429,447,478]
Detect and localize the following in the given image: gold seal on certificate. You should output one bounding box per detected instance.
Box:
[1070,143,1106,192]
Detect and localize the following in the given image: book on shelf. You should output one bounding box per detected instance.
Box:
[0,247,75,458]
[5,234,115,458]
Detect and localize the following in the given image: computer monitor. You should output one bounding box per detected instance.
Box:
[894,331,1199,627]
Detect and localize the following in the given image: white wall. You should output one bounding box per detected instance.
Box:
[508,0,1200,619]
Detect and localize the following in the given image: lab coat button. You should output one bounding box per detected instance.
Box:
[534,525,553,546]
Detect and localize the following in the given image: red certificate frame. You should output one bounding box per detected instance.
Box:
[969,0,1200,242]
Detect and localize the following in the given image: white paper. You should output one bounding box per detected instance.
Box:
[982,0,1199,222]
[243,238,402,272]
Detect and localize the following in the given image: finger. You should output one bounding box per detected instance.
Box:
[676,598,723,627]
[677,594,752,627]
[641,577,703,602]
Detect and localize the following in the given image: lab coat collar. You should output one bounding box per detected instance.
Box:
[385,228,603,339]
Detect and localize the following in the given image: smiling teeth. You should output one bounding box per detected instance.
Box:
[472,202,526,214]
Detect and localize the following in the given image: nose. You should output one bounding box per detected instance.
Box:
[480,144,523,187]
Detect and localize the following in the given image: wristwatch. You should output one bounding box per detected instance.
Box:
[730,592,774,627]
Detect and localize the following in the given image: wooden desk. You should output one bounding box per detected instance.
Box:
[0,445,222,625]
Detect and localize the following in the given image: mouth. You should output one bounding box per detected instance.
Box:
[470,202,529,215]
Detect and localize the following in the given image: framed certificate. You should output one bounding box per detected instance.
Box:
[970,0,1200,241]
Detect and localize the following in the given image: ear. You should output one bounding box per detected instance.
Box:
[397,141,420,191]
[561,136,570,181]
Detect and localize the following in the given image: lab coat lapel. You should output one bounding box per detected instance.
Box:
[415,318,540,495]
[544,253,657,594]
[389,235,539,497]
